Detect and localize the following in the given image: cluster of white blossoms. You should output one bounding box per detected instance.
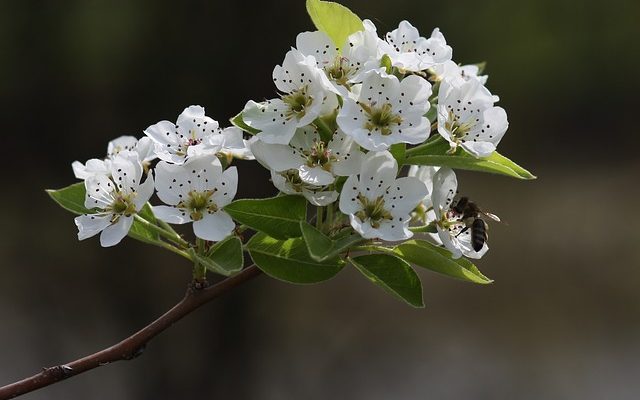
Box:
[73,106,253,247]
[68,18,509,261]
[241,19,508,251]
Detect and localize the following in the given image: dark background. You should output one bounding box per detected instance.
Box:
[1,0,639,399]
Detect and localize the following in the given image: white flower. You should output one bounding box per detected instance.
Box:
[431,168,488,259]
[153,154,237,241]
[339,151,427,241]
[337,71,431,151]
[241,49,338,145]
[408,165,439,212]
[294,21,382,94]
[271,169,338,206]
[383,22,452,72]
[74,151,155,247]
[144,105,225,165]
[437,78,508,157]
[72,136,156,179]
[249,127,363,187]
[430,60,489,85]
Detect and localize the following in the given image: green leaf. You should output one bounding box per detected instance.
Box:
[389,143,406,165]
[306,0,363,51]
[404,137,536,180]
[350,254,424,308]
[230,112,260,135]
[300,221,363,262]
[393,239,492,284]
[247,232,344,284]
[47,182,160,244]
[224,195,307,239]
[190,236,244,276]
[46,182,92,214]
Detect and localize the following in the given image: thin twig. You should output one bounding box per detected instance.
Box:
[0,265,262,400]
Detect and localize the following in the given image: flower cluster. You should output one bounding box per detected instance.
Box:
[240,19,508,253]
[73,106,252,246]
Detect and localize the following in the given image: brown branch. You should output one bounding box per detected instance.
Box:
[0,265,262,400]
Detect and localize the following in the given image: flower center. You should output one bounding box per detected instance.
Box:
[361,103,403,136]
[325,56,354,87]
[108,192,137,221]
[355,194,392,228]
[282,87,313,119]
[445,110,475,142]
[306,140,335,170]
[178,190,217,221]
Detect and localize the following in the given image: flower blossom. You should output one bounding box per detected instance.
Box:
[431,167,488,259]
[437,78,508,157]
[242,49,338,145]
[382,21,452,72]
[75,151,155,247]
[153,154,237,241]
[337,71,431,151]
[339,151,427,241]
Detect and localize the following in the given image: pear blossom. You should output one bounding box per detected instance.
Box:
[249,127,363,187]
[339,151,427,241]
[271,170,338,206]
[153,154,237,241]
[431,168,488,259]
[144,105,225,165]
[74,151,155,247]
[294,20,382,94]
[383,21,452,72]
[437,78,508,157]
[241,50,338,145]
[337,71,431,151]
[72,136,156,179]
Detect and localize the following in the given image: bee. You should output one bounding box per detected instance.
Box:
[451,197,500,252]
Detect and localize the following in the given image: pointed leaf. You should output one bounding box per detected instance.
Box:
[306,0,363,50]
[200,236,244,276]
[46,183,92,214]
[393,239,492,284]
[300,221,363,261]
[404,136,536,179]
[350,254,424,308]
[224,195,307,239]
[230,112,260,135]
[247,232,344,284]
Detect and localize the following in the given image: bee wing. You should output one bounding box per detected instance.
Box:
[483,212,501,222]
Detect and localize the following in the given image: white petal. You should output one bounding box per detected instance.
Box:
[144,120,179,147]
[299,165,335,186]
[193,211,235,241]
[107,136,138,158]
[376,216,412,241]
[154,161,191,205]
[303,189,338,206]
[134,171,155,210]
[270,170,298,195]
[84,174,115,209]
[135,136,157,163]
[249,138,305,172]
[242,100,298,145]
[182,154,223,193]
[431,168,457,220]
[100,216,133,247]
[348,214,377,239]
[436,225,463,259]
[153,205,191,224]
[212,166,238,207]
[73,159,110,180]
[359,151,398,200]
[176,105,221,140]
[384,177,428,216]
[296,30,337,67]
[75,214,112,241]
[110,151,143,195]
[339,175,362,215]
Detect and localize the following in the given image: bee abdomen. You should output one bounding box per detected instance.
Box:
[471,218,487,252]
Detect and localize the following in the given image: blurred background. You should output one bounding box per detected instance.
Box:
[1,0,639,398]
